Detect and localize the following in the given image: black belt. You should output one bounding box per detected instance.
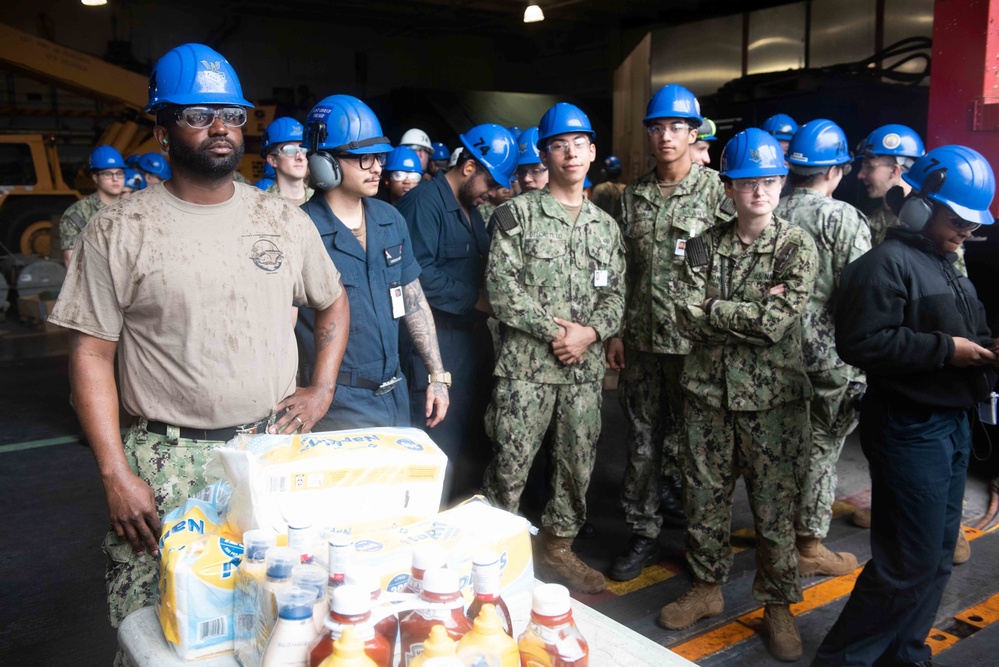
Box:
[337,370,401,395]
[144,416,272,442]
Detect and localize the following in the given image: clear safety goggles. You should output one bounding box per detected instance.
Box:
[647,121,695,138]
[271,145,307,158]
[545,137,591,156]
[730,176,782,192]
[174,106,247,129]
[389,171,422,184]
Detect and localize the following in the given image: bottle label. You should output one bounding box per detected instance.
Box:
[472,562,501,597]
[403,642,424,666]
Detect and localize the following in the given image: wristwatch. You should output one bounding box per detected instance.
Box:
[428,371,452,387]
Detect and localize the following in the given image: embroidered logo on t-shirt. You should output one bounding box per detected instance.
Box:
[250,237,284,272]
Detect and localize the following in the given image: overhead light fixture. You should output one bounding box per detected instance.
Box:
[81,0,108,5]
[524,4,545,23]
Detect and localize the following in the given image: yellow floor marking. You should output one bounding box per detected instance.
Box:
[925,628,961,655]
[606,564,677,596]
[955,591,999,629]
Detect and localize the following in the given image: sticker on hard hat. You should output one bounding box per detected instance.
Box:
[750,145,781,166]
[790,152,807,162]
[882,133,901,149]
[196,63,229,94]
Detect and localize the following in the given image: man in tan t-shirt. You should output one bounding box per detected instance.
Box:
[48,44,350,654]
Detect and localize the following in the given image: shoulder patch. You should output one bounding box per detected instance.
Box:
[492,205,520,233]
[774,241,800,276]
[685,236,710,269]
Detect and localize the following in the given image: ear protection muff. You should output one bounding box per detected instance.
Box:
[308,151,342,191]
[898,168,947,232]
[305,121,342,191]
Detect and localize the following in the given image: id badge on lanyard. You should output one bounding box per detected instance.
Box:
[389,283,405,319]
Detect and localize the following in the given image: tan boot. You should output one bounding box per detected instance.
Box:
[954,527,970,565]
[763,604,802,662]
[658,580,724,629]
[852,507,871,528]
[797,536,859,577]
[537,532,607,594]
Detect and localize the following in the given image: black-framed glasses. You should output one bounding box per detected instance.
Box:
[340,153,387,170]
[175,106,247,129]
[271,145,307,158]
[96,169,125,180]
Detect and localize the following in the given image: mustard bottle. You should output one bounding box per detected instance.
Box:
[457,603,519,667]
[409,624,457,667]
[318,626,378,667]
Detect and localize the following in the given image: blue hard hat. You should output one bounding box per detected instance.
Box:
[856,124,925,160]
[88,145,126,171]
[720,128,788,179]
[604,155,622,171]
[261,117,305,156]
[517,127,542,166]
[431,141,450,161]
[302,95,392,154]
[507,127,523,141]
[123,168,145,190]
[902,145,996,226]
[255,177,276,190]
[125,154,141,169]
[787,119,851,167]
[460,123,518,186]
[262,162,276,179]
[584,175,593,188]
[385,146,423,173]
[761,114,799,141]
[644,84,702,124]
[537,103,595,149]
[145,43,253,112]
[137,152,172,180]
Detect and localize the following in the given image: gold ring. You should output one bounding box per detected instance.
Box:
[294,416,304,426]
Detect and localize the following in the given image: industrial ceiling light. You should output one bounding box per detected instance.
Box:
[81,0,108,5]
[524,3,545,23]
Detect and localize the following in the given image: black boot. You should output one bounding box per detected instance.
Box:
[660,473,686,528]
[609,534,662,581]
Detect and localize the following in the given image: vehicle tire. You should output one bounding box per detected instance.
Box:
[0,199,71,258]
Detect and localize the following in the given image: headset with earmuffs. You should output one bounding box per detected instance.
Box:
[305,121,392,192]
[890,167,947,232]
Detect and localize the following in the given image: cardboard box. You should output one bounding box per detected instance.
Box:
[210,427,447,540]
[18,294,60,333]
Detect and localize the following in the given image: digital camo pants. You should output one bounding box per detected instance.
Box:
[483,378,602,538]
[681,395,810,604]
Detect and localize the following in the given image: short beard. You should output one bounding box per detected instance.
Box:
[167,129,245,178]
[458,175,483,209]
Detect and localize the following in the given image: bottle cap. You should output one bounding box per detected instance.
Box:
[532,583,571,617]
[265,546,301,580]
[421,624,457,657]
[422,568,459,595]
[411,543,446,571]
[333,625,367,658]
[242,529,277,562]
[344,563,381,596]
[275,586,315,620]
[471,603,502,635]
[331,584,372,615]
[328,532,353,548]
[292,564,328,600]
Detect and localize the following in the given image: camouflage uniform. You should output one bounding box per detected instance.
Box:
[675,213,817,604]
[483,188,626,537]
[617,165,726,538]
[775,188,870,539]
[477,200,496,224]
[264,181,314,201]
[869,205,967,275]
[59,193,105,251]
[591,180,626,221]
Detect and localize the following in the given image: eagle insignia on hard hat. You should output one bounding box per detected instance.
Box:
[197,60,228,92]
[882,133,902,149]
[250,238,284,272]
[200,60,223,72]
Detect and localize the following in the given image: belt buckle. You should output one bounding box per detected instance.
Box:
[374,376,401,396]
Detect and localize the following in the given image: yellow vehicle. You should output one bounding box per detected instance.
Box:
[0,134,79,258]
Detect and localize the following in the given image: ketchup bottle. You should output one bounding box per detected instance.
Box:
[404,543,446,595]
[309,584,392,667]
[465,551,512,636]
[398,568,472,666]
[346,564,398,660]
[517,584,588,667]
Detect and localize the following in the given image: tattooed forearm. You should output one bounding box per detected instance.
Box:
[403,280,444,373]
[316,321,338,352]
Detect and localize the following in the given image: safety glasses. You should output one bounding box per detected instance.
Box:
[272,145,307,158]
[341,153,387,170]
[174,106,247,129]
[545,137,591,155]
[730,177,782,192]
[389,171,422,184]
[647,121,695,138]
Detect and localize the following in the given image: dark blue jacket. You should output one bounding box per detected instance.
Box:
[396,171,490,325]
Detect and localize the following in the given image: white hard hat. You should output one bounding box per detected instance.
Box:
[400,128,433,151]
[447,146,464,169]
